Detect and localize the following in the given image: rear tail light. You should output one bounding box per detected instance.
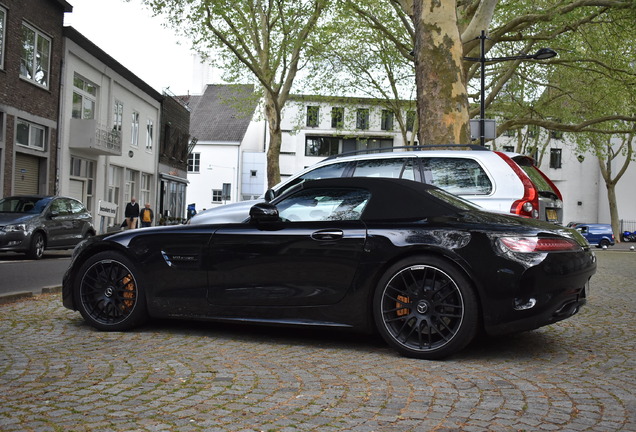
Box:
[499,236,581,253]
[495,152,540,219]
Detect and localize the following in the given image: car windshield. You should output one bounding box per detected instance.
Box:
[0,197,49,214]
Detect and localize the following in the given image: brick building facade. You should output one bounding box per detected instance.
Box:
[0,0,72,196]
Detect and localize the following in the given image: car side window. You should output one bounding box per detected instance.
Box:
[300,162,349,181]
[421,158,492,195]
[69,199,86,215]
[351,158,416,181]
[51,199,71,216]
[277,188,370,222]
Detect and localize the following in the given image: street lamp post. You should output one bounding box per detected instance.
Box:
[464,30,557,146]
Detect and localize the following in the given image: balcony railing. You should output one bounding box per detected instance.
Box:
[69,118,122,156]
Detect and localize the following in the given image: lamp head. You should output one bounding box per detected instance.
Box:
[533,48,557,60]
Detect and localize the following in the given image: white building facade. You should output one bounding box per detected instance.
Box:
[59,27,161,233]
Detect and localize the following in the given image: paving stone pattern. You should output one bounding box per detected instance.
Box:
[0,251,634,432]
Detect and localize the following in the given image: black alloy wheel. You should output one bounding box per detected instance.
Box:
[373,256,478,360]
[75,251,148,331]
[27,232,45,260]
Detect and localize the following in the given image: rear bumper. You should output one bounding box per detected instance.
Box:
[484,281,588,335]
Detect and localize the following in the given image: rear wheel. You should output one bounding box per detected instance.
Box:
[373,255,478,360]
[598,239,610,248]
[74,251,148,331]
[27,232,45,260]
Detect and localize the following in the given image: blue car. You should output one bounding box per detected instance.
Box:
[576,223,615,248]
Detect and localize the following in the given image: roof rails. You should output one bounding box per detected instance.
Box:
[324,144,489,161]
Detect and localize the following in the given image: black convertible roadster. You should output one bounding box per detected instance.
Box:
[63,177,596,359]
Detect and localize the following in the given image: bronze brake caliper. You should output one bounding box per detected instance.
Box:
[396,295,410,317]
[121,274,135,310]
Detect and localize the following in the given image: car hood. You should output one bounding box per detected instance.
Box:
[0,212,37,225]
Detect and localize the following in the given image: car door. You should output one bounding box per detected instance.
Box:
[206,188,370,307]
[45,198,74,247]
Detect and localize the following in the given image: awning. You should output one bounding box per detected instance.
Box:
[159,172,190,184]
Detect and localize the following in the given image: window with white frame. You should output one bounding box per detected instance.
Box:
[146,119,153,150]
[212,189,223,202]
[72,74,96,119]
[16,119,46,150]
[131,112,139,146]
[125,169,138,204]
[20,22,51,88]
[140,173,151,207]
[113,100,123,133]
[187,153,200,173]
[0,7,6,70]
[107,165,122,206]
[70,157,95,210]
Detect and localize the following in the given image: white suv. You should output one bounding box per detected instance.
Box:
[190,146,563,224]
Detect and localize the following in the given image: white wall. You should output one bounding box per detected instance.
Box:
[186,142,240,211]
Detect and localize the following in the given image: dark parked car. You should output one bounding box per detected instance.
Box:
[0,195,95,259]
[62,178,595,359]
[575,223,615,248]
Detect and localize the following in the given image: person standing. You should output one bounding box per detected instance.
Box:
[125,197,140,229]
[139,203,154,228]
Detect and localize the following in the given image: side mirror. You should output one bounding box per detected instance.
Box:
[264,189,276,202]
[249,202,280,223]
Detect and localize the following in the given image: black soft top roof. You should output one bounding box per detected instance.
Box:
[278,177,460,221]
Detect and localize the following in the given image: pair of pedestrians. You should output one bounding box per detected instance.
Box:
[124,198,154,229]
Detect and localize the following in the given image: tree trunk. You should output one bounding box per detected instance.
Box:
[605,181,621,243]
[264,93,282,188]
[412,0,471,144]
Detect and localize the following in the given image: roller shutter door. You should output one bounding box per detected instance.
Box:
[14,154,40,195]
[69,179,85,202]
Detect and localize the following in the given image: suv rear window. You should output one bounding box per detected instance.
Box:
[511,156,560,198]
[421,158,492,195]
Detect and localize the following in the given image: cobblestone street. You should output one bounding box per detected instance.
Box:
[1,249,634,432]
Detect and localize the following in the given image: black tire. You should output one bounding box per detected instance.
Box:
[73,251,148,331]
[598,239,610,248]
[373,255,479,360]
[27,232,45,260]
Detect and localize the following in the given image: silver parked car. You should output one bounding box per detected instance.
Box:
[190,146,564,225]
[0,195,95,259]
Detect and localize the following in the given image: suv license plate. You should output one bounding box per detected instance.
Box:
[546,209,558,222]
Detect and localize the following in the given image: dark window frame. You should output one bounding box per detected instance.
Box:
[306,106,319,127]
[356,109,369,130]
[550,148,562,169]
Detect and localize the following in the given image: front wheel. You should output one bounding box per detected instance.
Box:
[597,239,610,248]
[27,232,45,260]
[73,251,148,331]
[373,256,479,360]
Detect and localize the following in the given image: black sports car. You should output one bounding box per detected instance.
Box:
[62,177,596,359]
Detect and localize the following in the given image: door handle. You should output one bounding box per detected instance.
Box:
[311,230,344,241]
